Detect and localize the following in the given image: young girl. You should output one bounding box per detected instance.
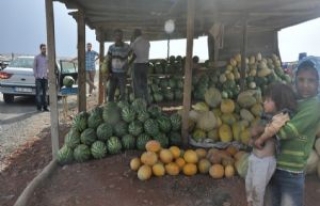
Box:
[246,82,297,206]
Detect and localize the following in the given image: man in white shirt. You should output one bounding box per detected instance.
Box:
[130,29,150,104]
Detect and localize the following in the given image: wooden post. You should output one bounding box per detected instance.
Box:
[98,30,105,105]
[77,9,86,112]
[181,0,195,147]
[240,18,248,91]
[45,0,59,158]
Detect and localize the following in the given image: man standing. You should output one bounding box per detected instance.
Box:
[85,42,99,96]
[107,29,131,102]
[130,29,150,104]
[33,43,49,112]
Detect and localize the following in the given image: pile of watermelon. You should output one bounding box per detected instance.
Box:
[57,98,183,165]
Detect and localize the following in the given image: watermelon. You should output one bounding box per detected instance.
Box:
[121,106,136,123]
[170,113,182,131]
[107,136,123,154]
[96,123,113,141]
[63,75,75,88]
[128,120,143,136]
[102,102,120,125]
[148,105,162,118]
[121,134,136,150]
[144,119,160,136]
[137,109,150,122]
[136,133,151,150]
[91,141,107,159]
[88,107,103,129]
[117,100,130,109]
[157,115,172,133]
[64,128,81,149]
[131,98,147,112]
[114,121,128,137]
[80,128,97,145]
[153,133,169,148]
[73,144,91,162]
[72,111,89,132]
[56,145,74,164]
[169,131,182,146]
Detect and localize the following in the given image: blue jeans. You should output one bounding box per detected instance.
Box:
[107,72,126,102]
[270,169,305,206]
[35,78,48,109]
[132,63,149,104]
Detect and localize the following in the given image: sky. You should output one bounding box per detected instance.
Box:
[0,0,320,62]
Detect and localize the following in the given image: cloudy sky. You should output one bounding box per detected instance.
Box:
[0,0,320,62]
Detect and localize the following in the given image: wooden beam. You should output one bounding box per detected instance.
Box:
[240,18,248,91]
[181,0,195,147]
[45,0,59,158]
[77,8,86,112]
[98,30,105,105]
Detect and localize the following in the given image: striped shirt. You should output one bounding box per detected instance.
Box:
[276,96,320,172]
[107,43,131,73]
[33,54,48,79]
[85,50,99,71]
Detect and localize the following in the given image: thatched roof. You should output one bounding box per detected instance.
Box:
[55,0,320,41]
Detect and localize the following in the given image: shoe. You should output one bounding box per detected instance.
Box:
[43,108,50,112]
[37,108,42,112]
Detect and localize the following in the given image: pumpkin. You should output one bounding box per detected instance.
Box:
[145,140,161,153]
[209,164,224,179]
[137,165,152,181]
[224,165,235,178]
[198,159,211,174]
[152,162,165,177]
[165,162,180,175]
[183,163,198,176]
[183,149,198,164]
[169,146,181,159]
[141,151,158,166]
[159,149,174,163]
[130,157,141,171]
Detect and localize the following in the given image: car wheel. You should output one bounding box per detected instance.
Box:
[3,94,14,103]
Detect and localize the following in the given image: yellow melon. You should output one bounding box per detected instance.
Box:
[175,157,186,169]
[209,164,225,179]
[195,148,207,159]
[198,159,211,174]
[183,149,199,164]
[159,149,174,163]
[224,164,235,178]
[152,162,165,177]
[145,140,161,153]
[165,162,180,175]
[130,157,141,171]
[219,124,233,143]
[182,163,198,176]
[169,146,181,159]
[140,151,158,166]
[220,99,235,113]
[137,165,152,181]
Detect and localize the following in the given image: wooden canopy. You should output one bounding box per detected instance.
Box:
[55,0,320,42]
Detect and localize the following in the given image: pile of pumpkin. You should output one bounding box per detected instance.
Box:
[130,140,249,181]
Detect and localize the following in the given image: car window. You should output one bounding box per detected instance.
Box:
[9,57,34,68]
[60,60,77,74]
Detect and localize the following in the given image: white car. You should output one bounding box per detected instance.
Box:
[0,56,78,103]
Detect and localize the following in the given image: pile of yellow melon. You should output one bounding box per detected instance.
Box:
[130,140,249,181]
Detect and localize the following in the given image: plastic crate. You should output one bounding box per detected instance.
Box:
[60,85,78,95]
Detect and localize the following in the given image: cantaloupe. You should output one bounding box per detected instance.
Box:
[137,165,152,181]
[169,146,181,159]
[224,164,235,178]
[209,164,224,179]
[152,162,165,177]
[195,148,207,159]
[198,159,211,174]
[183,149,198,164]
[165,162,180,175]
[159,149,174,163]
[145,140,161,153]
[140,151,158,166]
[175,157,186,169]
[130,157,141,171]
[182,163,198,176]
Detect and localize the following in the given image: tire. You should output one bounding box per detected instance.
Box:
[3,94,14,104]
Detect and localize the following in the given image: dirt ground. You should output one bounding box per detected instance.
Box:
[1,96,320,206]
